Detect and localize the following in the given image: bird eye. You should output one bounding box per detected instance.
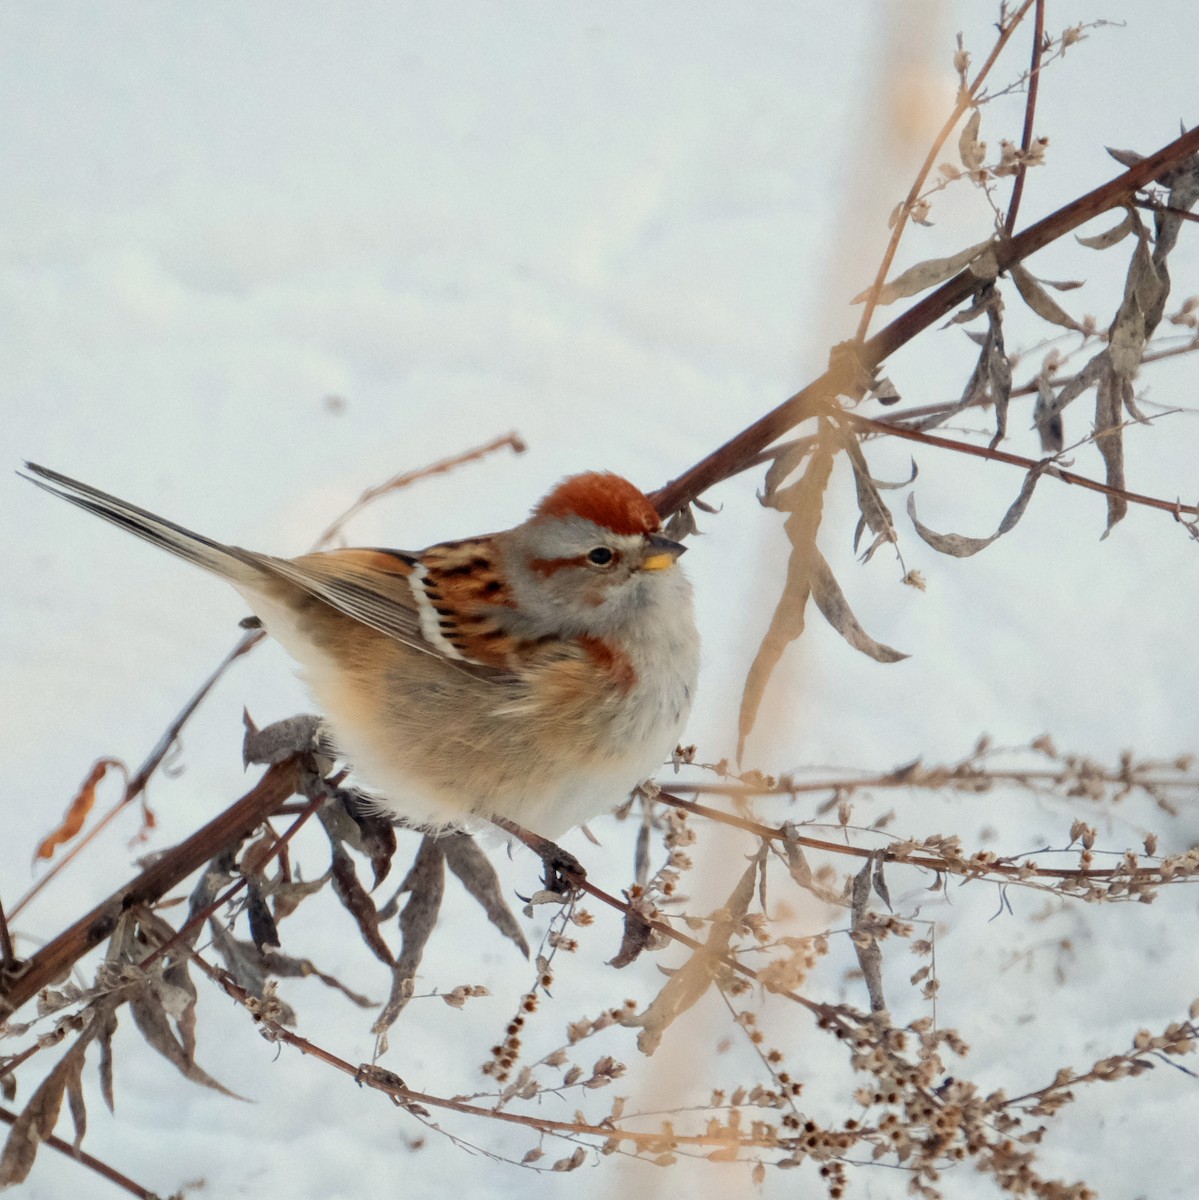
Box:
[587,546,614,566]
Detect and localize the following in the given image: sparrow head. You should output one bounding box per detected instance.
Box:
[501,472,687,638]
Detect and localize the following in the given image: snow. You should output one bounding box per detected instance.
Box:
[3,4,1198,1198]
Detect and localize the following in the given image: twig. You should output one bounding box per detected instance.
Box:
[850,412,1199,519]
[0,763,297,1019]
[1003,0,1046,237]
[0,1106,156,1199]
[650,123,1199,518]
[855,0,1038,340]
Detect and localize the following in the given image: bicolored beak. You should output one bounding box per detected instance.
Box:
[641,533,687,572]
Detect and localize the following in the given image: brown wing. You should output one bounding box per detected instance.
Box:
[262,541,521,677]
[262,547,429,649]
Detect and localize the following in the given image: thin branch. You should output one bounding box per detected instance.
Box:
[850,412,1199,519]
[0,763,298,1019]
[1003,0,1046,237]
[659,791,1190,889]
[0,1106,156,1199]
[0,896,15,973]
[650,124,1199,518]
[855,0,1038,340]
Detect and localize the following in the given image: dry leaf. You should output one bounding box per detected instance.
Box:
[906,467,1044,557]
[852,858,886,1013]
[622,851,764,1055]
[1076,211,1133,250]
[958,108,985,172]
[129,983,242,1098]
[739,442,834,759]
[372,837,446,1042]
[0,1021,99,1186]
[35,757,127,861]
[1010,264,1085,333]
[339,788,399,890]
[852,239,994,307]
[330,844,395,966]
[1094,370,1128,535]
[809,551,908,663]
[442,832,530,957]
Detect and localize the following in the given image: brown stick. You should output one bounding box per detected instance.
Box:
[0,1106,156,1199]
[0,762,297,1019]
[649,124,1199,518]
[1003,0,1047,238]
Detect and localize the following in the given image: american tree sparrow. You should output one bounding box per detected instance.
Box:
[24,464,699,844]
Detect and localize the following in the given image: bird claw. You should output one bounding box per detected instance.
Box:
[538,844,586,897]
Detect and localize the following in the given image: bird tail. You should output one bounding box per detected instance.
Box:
[22,462,266,586]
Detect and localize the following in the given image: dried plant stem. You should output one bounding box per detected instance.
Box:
[0,1106,156,1199]
[660,792,1189,888]
[11,630,267,921]
[650,123,1199,518]
[310,431,526,549]
[188,950,786,1154]
[855,0,1038,340]
[851,412,1199,519]
[0,897,15,972]
[0,763,297,1019]
[1002,0,1046,237]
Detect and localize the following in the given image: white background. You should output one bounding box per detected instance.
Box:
[3,4,1197,1198]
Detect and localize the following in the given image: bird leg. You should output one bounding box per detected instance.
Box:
[491,816,587,896]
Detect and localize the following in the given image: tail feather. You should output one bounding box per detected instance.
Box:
[22,462,265,585]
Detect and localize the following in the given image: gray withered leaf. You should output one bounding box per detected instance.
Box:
[1108,221,1165,379]
[872,855,892,910]
[1033,372,1065,453]
[330,842,396,967]
[372,836,446,1043]
[441,832,530,957]
[845,435,898,560]
[872,459,919,490]
[609,904,656,970]
[852,238,995,308]
[0,1019,101,1187]
[1076,211,1134,250]
[128,979,243,1098]
[247,881,281,950]
[851,857,885,1013]
[762,435,817,503]
[810,550,908,663]
[1033,352,1106,451]
[621,849,764,1056]
[1106,146,1142,169]
[95,998,120,1114]
[1094,369,1128,535]
[1009,264,1085,333]
[1154,150,1199,259]
[920,284,1010,445]
[134,907,203,1065]
[958,107,986,172]
[259,947,376,1007]
[739,442,834,760]
[208,926,299,1025]
[781,827,846,906]
[906,466,1044,557]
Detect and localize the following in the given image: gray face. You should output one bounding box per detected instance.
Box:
[498,516,682,640]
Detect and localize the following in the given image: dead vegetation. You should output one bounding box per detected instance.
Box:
[4,6,1199,1197]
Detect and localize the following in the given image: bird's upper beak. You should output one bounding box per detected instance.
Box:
[641,533,687,572]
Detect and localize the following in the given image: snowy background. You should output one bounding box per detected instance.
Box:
[2,3,1198,1198]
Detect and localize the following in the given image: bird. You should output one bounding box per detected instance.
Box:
[23,463,699,855]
